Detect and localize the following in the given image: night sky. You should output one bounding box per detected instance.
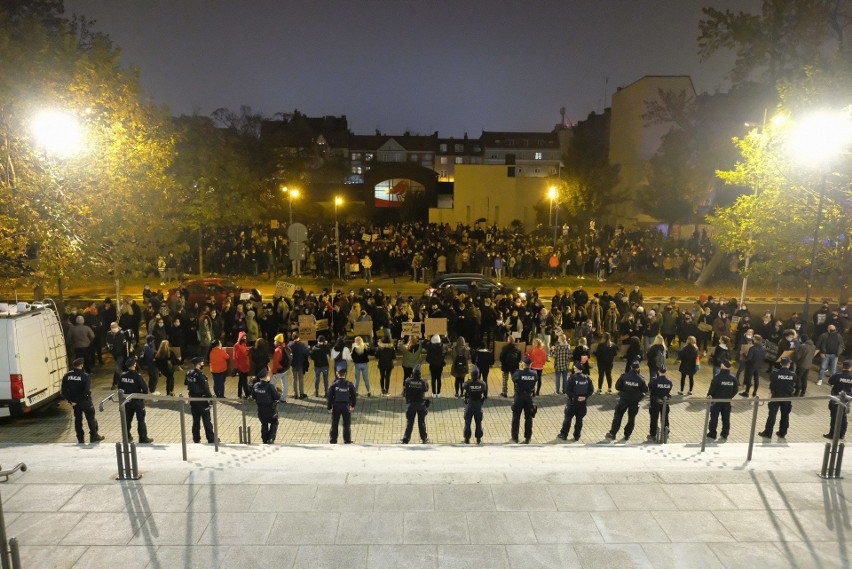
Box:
[68,0,759,134]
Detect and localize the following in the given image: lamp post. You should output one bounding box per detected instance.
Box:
[788,110,852,332]
[30,109,84,304]
[548,185,558,248]
[334,196,343,280]
[281,186,300,225]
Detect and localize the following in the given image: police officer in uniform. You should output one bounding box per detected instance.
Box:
[605,359,648,442]
[758,356,796,440]
[328,362,357,444]
[401,365,430,444]
[557,360,594,442]
[825,359,852,440]
[185,356,215,444]
[706,359,738,442]
[511,356,538,443]
[647,364,673,442]
[253,368,281,444]
[118,356,154,444]
[61,357,104,444]
[462,365,488,444]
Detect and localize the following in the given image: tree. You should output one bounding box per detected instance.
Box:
[699,0,852,291]
[0,5,176,291]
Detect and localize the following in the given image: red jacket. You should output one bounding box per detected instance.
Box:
[209,346,230,374]
[272,344,291,373]
[233,332,250,373]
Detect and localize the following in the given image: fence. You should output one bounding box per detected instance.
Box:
[0,461,26,569]
[97,387,850,481]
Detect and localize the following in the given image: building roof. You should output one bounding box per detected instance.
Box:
[350,134,438,152]
[479,131,560,149]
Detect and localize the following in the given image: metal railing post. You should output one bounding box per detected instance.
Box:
[0,492,10,569]
[8,538,19,569]
[115,442,124,479]
[821,442,832,477]
[129,442,139,479]
[179,395,187,462]
[836,443,845,477]
[241,407,249,445]
[656,400,669,444]
[747,395,760,462]
[212,399,219,452]
[700,400,711,452]
[117,390,132,479]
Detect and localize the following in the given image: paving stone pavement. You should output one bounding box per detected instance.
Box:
[0,443,849,569]
[0,354,837,448]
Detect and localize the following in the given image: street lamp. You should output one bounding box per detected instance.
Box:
[334,196,343,280]
[548,185,559,248]
[31,110,84,158]
[789,110,852,332]
[281,186,300,225]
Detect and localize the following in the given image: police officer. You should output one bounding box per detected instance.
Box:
[647,364,673,442]
[118,356,154,444]
[605,359,648,442]
[824,359,852,440]
[557,360,594,442]
[185,356,215,444]
[401,365,430,444]
[328,362,357,444]
[462,365,488,444]
[61,357,104,444]
[253,368,281,444]
[758,356,796,440]
[511,356,538,444]
[706,359,739,442]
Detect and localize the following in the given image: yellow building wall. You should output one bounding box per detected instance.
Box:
[428,164,550,229]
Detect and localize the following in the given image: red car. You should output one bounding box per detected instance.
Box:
[168,278,262,308]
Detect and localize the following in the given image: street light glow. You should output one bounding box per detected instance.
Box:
[31,110,83,158]
[290,189,300,199]
[335,196,343,206]
[548,186,557,200]
[789,110,852,165]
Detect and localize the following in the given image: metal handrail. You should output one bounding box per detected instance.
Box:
[0,462,26,569]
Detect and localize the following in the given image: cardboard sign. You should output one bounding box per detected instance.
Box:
[731,316,741,326]
[270,220,279,229]
[354,320,373,336]
[299,324,316,341]
[777,349,796,362]
[362,233,372,242]
[240,292,251,301]
[274,281,296,298]
[494,341,526,361]
[316,319,329,331]
[424,317,447,337]
[401,321,421,339]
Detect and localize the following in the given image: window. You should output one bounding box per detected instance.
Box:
[439,170,448,178]
[455,157,463,164]
[365,153,374,161]
[440,157,448,164]
[410,154,418,161]
[535,152,542,160]
[439,144,447,152]
[352,166,362,174]
[455,144,463,152]
[351,153,362,160]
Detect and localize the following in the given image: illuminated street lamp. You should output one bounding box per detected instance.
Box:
[31,110,84,158]
[334,196,343,280]
[789,110,852,331]
[548,185,559,248]
[281,185,300,225]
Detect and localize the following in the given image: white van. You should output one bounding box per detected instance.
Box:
[0,300,67,418]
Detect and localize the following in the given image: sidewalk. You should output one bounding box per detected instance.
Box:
[0,443,848,568]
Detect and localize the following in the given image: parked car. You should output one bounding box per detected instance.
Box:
[429,273,522,298]
[168,278,261,308]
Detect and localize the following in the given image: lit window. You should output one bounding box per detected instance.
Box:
[365,153,374,161]
[351,166,362,174]
[455,157,463,164]
[535,152,542,160]
[440,170,447,178]
[440,157,447,164]
[351,153,361,160]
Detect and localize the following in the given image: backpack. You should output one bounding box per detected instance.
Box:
[452,354,468,376]
[654,349,665,370]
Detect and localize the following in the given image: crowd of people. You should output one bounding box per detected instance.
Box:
[156,220,718,283]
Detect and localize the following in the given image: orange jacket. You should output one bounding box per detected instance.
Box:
[529,347,547,370]
[209,346,230,374]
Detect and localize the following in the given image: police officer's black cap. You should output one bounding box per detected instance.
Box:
[573,360,583,370]
[522,356,532,365]
[720,359,731,368]
[470,365,481,380]
[257,368,268,379]
[779,356,791,366]
[658,363,667,373]
[125,356,137,368]
[146,334,154,341]
[844,359,852,369]
[72,357,85,366]
[631,359,641,369]
[335,361,348,373]
[191,356,205,365]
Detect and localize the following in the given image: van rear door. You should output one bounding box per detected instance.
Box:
[14,312,53,408]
